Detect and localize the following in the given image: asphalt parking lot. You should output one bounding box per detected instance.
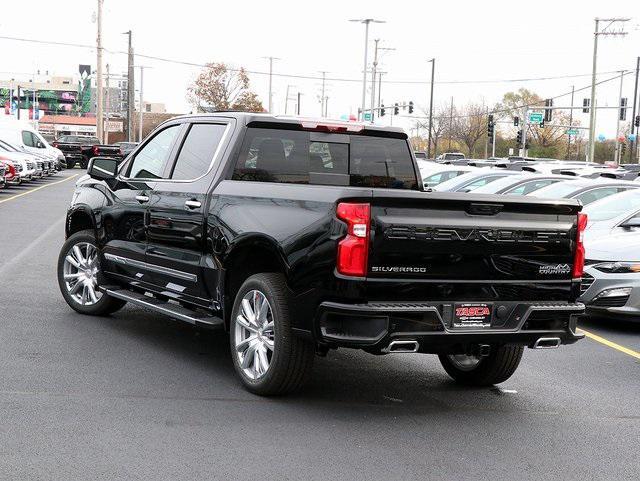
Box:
[0,170,638,481]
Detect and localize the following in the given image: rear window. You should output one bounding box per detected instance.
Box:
[232,128,417,189]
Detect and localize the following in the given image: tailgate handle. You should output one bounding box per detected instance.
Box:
[467,203,503,215]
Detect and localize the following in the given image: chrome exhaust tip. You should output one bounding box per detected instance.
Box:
[383,340,420,354]
[532,337,561,349]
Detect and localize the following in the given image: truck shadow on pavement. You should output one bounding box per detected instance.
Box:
[82,305,534,412]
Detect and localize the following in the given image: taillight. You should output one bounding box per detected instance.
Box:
[336,202,370,277]
[52,142,58,148]
[572,212,588,278]
[92,145,99,155]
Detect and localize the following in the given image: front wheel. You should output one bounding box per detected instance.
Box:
[57,229,126,316]
[230,273,314,396]
[438,345,524,386]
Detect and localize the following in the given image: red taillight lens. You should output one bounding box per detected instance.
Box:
[336,202,370,277]
[92,145,99,155]
[52,142,58,148]
[572,213,588,278]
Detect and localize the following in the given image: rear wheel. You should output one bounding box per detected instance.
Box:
[439,345,524,386]
[57,229,126,316]
[67,160,76,169]
[230,273,314,396]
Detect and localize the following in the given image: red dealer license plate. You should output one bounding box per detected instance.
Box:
[453,303,492,327]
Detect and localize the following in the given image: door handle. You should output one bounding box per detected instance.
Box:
[136,194,149,203]
[185,199,202,209]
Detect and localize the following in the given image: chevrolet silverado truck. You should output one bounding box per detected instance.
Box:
[57,113,585,395]
[53,135,121,169]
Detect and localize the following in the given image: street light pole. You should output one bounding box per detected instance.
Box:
[138,65,146,142]
[587,17,629,163]
[350,19,384,121]
[370,39,379,123]
[630,57,640,163]
[427,58,435,159]
[615,70,624,164]
[123,30,134,142]
[96,0,104,143]
[263,56,280,113]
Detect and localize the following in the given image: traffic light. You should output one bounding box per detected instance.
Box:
[544,99,553,122]
[619,98,627,121]
[380,104,385,117]
[582,98,590,113]
[635,115,640,128]
[516,130,523,145]
[408,101,414,114]
[394,103,399,115]
[513,116,519,127]
[487,115,494,138]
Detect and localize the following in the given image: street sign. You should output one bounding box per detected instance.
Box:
[566,129,579,136]
[528,112,544,124]
[363,112,372,121]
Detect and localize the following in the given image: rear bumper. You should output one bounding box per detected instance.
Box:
[316,301,584,353]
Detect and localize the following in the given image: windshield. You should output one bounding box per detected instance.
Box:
[434,170,495,191]
[583,190,640,222]
[422,169,468,187]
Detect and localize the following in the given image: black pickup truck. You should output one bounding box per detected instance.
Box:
[53,135,122,169]
[57,113,585,395]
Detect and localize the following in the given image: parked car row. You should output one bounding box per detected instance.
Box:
[417,156,640,322]
[51,136,136,169]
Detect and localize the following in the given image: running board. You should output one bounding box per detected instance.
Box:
[100,287,224,329]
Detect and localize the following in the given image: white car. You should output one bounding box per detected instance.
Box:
[0,139,45,178]
[0,118,65,169]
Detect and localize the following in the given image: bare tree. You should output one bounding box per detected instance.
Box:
[187,62,264,112]
[451,102,487,156]
[421,104,450,157]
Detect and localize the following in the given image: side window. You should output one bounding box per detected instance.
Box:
[22,131,34,147]
[127,125,181,179]
[171,123,227,180]
[233,128,310,184]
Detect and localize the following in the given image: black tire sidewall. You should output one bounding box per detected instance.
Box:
[57,230,122,315]
[229,274,293,393]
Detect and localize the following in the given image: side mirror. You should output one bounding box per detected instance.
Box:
[88,156,118,180]
[620,217,640,229]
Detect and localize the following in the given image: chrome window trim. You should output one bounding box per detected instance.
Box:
[117,121,233,184]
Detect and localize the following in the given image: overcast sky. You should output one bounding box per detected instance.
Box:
[0,0,638,136]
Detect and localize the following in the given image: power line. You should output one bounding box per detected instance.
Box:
[0,34,633,86]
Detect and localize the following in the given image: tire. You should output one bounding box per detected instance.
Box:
[57,229,126,316]
[67,160,76,169]
[438,345,524,386]
[229,273,314,396]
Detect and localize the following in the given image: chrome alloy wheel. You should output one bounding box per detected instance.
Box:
[447,354,482,371]
[63,242,102,306]
[234,290,275,380]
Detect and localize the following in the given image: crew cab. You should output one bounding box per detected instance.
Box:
[58,113,585,395]
[53,135,121,169]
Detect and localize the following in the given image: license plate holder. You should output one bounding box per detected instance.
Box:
[453,303,492,328]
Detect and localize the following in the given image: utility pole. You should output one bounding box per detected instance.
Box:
[587,17,629,163]
[427,58,435,159]
[296,92,301,115]
[484,107,489,160]
[615,70,625,164]
[105,63,110,144]
[138,66,146,142]
[630,56,639,163]
[123,30,134,142]
[370,39,379,122]
[350,18,385,121]
[96,0,104,143]
[263,56,280,113]
[319,71,328,117]
[377,72,383,109]
[567,85,574,160]
[522,106,529,158]
[448,96,453,151]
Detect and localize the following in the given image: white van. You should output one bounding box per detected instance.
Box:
[0,119,65,168]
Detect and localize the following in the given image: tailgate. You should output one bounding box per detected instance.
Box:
[368,191,580,282]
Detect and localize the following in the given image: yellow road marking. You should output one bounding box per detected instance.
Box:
[0,174,79,204]
[579,328,640,361]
